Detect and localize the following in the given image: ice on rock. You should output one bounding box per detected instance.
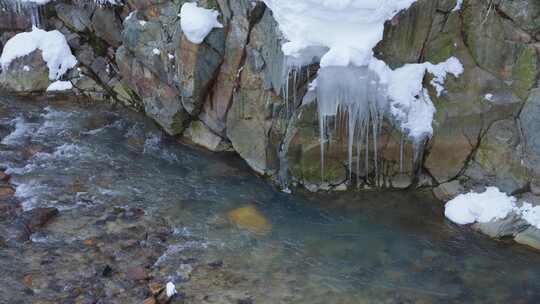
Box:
[264,0,465,181]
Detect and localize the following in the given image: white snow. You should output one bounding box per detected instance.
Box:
[95,0,122,5]
[263,0,418,68]
[180,2,223,44]
[166,282,177,298]
[444,187,517,225]
[0,27,77,80]
[17,0,51,4]
[46,80,73,92]
[375,57,464,138]
[519,203,540,229]
[264,0,463,143]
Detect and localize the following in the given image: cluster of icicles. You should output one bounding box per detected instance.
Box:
[1,0,44,27]
[282,63,410,185]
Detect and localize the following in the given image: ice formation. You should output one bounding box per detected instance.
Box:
[0,27,77,80]
[180,2,223,44]
[263,0,464,180]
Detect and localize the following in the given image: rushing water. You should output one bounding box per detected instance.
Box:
[1,96,540,303]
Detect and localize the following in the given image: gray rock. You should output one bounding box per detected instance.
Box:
[515,226,540,251]
[472,213,529,239]
[0,50,49,93]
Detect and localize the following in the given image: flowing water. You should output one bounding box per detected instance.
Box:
[1,96,540,303]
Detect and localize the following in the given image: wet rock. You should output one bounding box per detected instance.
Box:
[237,297,253,304]
[0,186,15,199]
[472,213,529,239]
[0,171,10,181]
[208,260,223,269]
[21,207,59,231]
[515,226,540,251]
[9,207,59,241]
[126,266,148,281]
[227,205,271,235]
[102,265,113,277]
[433,181,464,201]
[144,297,157,304]
[184,121,229,152]
[148,282,164,295]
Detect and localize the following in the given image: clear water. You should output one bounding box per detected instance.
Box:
[1,96,540,303]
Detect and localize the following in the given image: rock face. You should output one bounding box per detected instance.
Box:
[0,0,539,201]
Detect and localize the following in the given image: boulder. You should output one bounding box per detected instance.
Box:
[0,50,49,93]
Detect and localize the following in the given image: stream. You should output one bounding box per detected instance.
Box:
[1,96,539,303]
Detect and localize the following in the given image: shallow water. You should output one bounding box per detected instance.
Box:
[1,96,540,303]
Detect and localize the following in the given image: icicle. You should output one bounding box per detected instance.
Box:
[399,135,404,173]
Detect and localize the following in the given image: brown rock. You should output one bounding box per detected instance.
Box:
[22,207,59,231]
[22,274,33,289]
[0,171,10,181]
[143,297,157,304]
[82,239,95,246]
[0,186,15,199]
[126,267,148,281]
[148,282,164,295]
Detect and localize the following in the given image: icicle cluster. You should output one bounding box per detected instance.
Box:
[267,0,465,185]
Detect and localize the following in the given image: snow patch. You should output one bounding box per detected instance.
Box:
[46,80,73,92]
[0,27,77,80]
[180,2,223,44]
[520,203,540,229]
[444,187,517,225]
[166,282,177,298]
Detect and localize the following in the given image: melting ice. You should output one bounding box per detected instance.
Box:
[264,0,464,182]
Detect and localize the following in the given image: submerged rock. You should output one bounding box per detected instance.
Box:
[227,205,271,235]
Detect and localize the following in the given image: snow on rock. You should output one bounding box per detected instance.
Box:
[444,187,517,225]
[0,27,77,80]
[373,57,464,138]
[46,80,72,92]
[180,2,223,44]
[263,0,418,68]
[264,0,464,143]
[520,203,540,229]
